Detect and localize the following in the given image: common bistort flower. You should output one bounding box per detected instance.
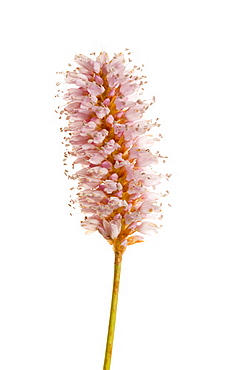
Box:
[57,50,170,370]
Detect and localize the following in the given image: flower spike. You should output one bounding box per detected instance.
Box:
[57,50,169,370]
[60,51,165,257]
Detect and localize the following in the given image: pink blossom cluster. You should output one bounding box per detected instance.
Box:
[61,51,165,253]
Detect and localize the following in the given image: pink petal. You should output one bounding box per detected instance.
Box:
[101,161,113,170]
[75,54,94,71]
[143,174,162,186]
[75,79,87,87]
[81,143,95,150]
[87,83,104,96]
[137,222,158,235]
[103,180,118,193]
[136,152,158,167]
[106,115,114,124]
[124,211,143,225]
[107,74,120,88]
[94,75,104,85]
[115,111,124,119]
[115,97,127,110]
[81,178,102,188]
[81,218,100,233]
[103,98,110,106]
[102,140,120,155]
[65,101,80,112]
[139,201,160,214]
[110,173,118,181]
[114,190,123,197]
[89,154,105,164]
[108,197,128,208]
[125,108,142,121]
[90,129,108,144]
[96,51,109,65]
[108,88,116,96]
[109,219,122,239]
[92,106,110,119]
[93,61,101,73]
[120,82,137,96]
[134,135,154,148]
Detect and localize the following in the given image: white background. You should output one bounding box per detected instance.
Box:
[1,0,246,369]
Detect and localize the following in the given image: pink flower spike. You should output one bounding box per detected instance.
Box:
[59,50,169,252]
[58,50,170,370]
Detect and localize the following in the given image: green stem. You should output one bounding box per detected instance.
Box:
[103,252,122,370]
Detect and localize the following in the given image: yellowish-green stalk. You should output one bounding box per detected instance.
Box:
[103,251,123,370]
